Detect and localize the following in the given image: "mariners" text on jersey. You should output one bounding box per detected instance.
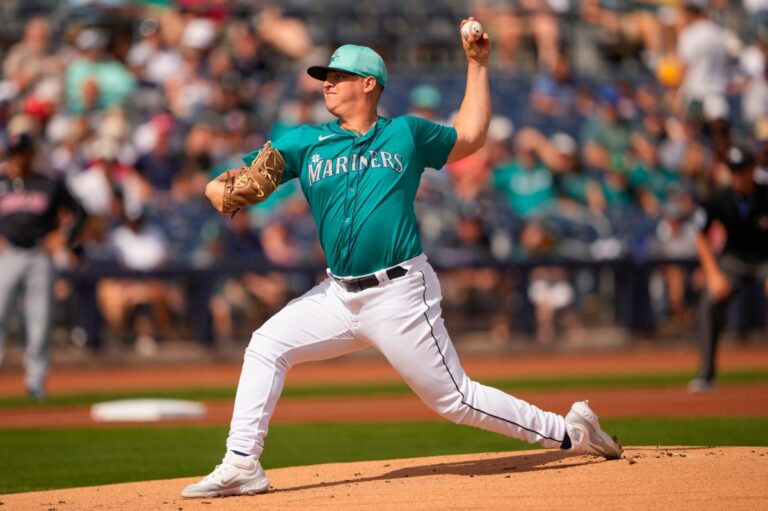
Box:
[308,150,404,186]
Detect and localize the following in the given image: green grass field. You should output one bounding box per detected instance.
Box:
[1,418,767,494]
[1,368,767,409]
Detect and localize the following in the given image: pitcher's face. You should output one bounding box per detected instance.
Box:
[323,71,365,117]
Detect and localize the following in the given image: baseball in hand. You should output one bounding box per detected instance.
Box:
[461,20,483,42]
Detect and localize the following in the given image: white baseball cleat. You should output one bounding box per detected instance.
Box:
[565,400,623,460]
[181,452,269,498]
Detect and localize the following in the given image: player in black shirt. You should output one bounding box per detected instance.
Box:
[689,146,768,393]
[0,133,87,400]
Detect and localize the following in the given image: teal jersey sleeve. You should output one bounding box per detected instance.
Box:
[403,116,457,170]
[241,126,307,184]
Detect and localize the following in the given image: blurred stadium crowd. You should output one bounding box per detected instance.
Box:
[0,0,767,351]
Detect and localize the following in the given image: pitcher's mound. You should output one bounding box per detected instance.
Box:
[4,447,767,510]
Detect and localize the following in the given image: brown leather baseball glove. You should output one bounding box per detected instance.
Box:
[217,141,285,217]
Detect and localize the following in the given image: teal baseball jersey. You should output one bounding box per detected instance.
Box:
[243,116,457,276]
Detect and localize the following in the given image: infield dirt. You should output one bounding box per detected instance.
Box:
[3,447,766,510]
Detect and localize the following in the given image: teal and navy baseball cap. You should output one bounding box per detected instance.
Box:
[307,45,388,88]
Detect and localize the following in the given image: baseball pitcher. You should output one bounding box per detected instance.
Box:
[182,18,622,498]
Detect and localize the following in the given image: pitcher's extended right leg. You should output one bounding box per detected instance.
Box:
[360,261,567,448]
[360,263,620,458]
[226,278,367,457]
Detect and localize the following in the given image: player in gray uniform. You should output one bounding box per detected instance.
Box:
[182,19,622,498]
[0,133,87,400]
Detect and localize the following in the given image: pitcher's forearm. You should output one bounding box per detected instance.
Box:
[453,61,490,149]
[446,18,491,164]
[448,52,491,160]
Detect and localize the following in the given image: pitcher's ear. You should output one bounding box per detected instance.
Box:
[363,76,378,93]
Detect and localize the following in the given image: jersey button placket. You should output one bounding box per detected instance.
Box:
[341,135,361,272]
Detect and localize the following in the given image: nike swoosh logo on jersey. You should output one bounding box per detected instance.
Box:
[318,134,335,141]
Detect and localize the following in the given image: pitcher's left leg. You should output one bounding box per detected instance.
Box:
[361,264,566,448]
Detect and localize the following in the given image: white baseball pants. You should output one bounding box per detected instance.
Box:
[227,253,567,457]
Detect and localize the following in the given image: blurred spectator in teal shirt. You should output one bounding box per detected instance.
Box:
[580,86,635,172]
[66,29,136,114]
[492,130,556,220]
[629,134,680,218]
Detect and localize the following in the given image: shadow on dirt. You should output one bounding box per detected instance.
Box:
[272,450,610,493]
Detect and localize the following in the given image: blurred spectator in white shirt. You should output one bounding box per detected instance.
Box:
[741,34,768,126]
[3,18,56,94]
[127,17,184,87]
[676,0,730,111]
